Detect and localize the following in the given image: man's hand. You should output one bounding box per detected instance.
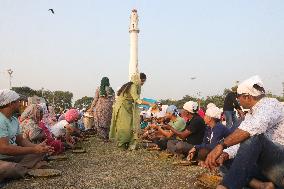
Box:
[149,124,158,129]
[162,124,171,130]
[238,110,245,120]
[205,144,223,169]
[216,152,229,166]
[187,147,196,161]
[33,140,54,154]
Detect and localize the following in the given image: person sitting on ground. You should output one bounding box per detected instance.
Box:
[165,101,206,156]
[214,144,277,189]
[42,105,57,130]
[187,105,231,163]
[0,89,54,182]
[150,105,186,150]
[19,104,46,143]
[21,103,64,154]
[205,75,284,189]
[141,111,167,141]
[38,120,64,155]
[51,109,80,149]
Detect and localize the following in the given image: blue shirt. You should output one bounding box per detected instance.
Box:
[0,112,21,159]
[195,122,231,150]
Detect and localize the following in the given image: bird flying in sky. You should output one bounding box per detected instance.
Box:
[48,9,54,14]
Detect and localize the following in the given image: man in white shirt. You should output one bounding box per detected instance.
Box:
[205,76,284,189]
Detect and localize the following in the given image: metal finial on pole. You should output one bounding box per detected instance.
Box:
[7,69,13,89]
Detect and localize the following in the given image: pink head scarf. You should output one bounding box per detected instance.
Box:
[65,109,79,123]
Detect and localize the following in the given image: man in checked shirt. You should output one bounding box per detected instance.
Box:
[205,75,284,189]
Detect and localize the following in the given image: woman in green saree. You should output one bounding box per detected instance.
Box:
[109,73,151,150]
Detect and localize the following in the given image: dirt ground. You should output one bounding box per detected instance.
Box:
[3,136,212,189]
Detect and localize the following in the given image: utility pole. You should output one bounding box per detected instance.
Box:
[282,82,284,97]
[52,91,55,105]
[41,87,44,97]
[197,91,201,109]
[7,69,13,89]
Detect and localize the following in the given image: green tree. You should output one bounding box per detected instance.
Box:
[203,95,224,108]
[12,86,37,97]
[176,95,198,109]
[74,96,94,110]
[52,91,73,113]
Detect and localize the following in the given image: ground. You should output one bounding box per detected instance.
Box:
[3,137,211,189]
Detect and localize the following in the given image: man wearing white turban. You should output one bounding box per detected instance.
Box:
[0,89,54,182]
[165,101,206,156]
[187,106,231,162]
[205,76,284,189]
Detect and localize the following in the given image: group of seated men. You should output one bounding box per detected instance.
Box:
[141,75,284,189]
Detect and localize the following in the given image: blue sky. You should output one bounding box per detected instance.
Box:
[0,0,284,101]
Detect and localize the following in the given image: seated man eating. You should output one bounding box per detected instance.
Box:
[165,101,206,156]
[0,89,54,182]
[187,105,231,162]
[150,105,186,150]
[205,75,284,189]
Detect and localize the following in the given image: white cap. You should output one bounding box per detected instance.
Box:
[156,111,166,118]
[237,75,265,96]
[207,103,216,109]
[0,89,20,107]
[183,101,198,113]
[205,106,222,119]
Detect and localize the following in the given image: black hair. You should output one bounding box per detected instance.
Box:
[0,105,7,109]
[117,73,147,96]
[252,84,266,100]
[0,100,18,109]
[117,82,133,96]
[212,118,221,123]
[253,84,265,94]
[163,118,171,124]
[140,72,147,80]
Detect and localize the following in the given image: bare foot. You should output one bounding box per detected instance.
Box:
[33,161,51,169]
[198,161,206,168]
[216,185,227,189]
[250,179,275,189]
[260,182,275,189]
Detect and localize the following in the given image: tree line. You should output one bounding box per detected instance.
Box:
[12,86,93,113]
[12,86,284,113]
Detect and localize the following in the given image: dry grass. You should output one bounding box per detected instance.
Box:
[3,137,210,189]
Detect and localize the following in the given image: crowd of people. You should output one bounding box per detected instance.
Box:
[0,90,103,184]
[0,74,283,189]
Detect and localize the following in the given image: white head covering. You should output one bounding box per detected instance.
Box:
[0,89,20,107]
[205,106,222,119]
[161,105,168,113]
[207,103,216,109]
[237,75,265,96]
[183,101,198,113]
[156,111,166,118]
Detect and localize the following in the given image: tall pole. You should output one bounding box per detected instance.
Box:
[41,87,44,97]
[197,91,201,110]
[7,69,13,89]
[282,82,284,97]
[129,9,140,80]
[53,92,55,105]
